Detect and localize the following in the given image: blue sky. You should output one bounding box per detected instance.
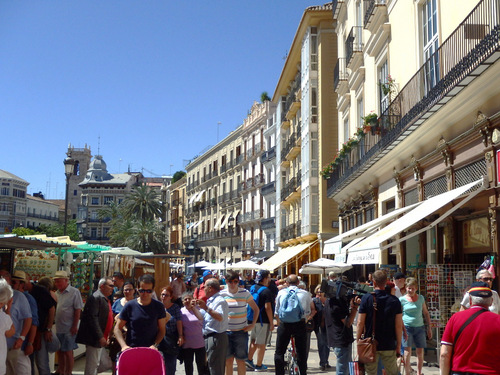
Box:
[0,1,319,199]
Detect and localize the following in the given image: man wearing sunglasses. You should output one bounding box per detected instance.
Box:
[460,269,500,314]
[114,274,168,351]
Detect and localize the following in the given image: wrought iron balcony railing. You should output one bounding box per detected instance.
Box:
[328,0,500,196]
[345,26,363,65]
[334,58,349,91]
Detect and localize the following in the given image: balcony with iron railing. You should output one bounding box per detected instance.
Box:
[281,177,299,202]
[334,58,349,92]
[284,72,301,117]
[345,26,363,67]
[261,146,276,164]
[327,0,500,197]
[261,217,276,230]
[261,181,276,196]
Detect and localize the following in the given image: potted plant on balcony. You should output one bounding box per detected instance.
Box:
[362,112,379,135]
[379,75,397,97]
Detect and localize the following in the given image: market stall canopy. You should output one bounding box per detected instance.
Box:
[170,262,183,269]
[0,234,72,250]
[347,178,486,264]
[260,241,318,271]
[102,247,142,256]
[299,258,353,275]
[229,260,264,270]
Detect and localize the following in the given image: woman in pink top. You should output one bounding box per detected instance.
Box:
[180,292,207,375]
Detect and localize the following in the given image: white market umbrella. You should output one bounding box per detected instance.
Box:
[228,260,264,271]
[188,260,212,268]
[202,261,227,271]
[299,258,353,276]
[169,262,183,269]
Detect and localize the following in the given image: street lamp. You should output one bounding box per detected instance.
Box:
[63,155,75,235]
[187,231,199,268]
[228,216,235,265]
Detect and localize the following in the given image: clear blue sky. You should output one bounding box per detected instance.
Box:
[0,1,321,199]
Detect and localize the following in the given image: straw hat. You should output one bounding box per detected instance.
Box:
[12,270,27,281]
[53,270,69,280]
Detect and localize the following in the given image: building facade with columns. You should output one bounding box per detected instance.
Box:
[326,0,500,277]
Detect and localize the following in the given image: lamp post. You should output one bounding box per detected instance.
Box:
[228,216,235,266]
[63,156,75,235]
[187,231,199,271]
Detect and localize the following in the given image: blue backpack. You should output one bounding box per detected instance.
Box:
[247,284,267,326]
[278,288,304,323]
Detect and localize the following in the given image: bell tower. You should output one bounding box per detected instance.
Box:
[66,144,92,220]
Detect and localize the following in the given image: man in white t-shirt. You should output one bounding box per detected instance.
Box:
[460,269,500,314]
[393,272,407,298]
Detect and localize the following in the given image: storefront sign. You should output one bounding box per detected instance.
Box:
[347,249,380,264]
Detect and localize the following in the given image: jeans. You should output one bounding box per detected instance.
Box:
[274,320,307,375]
[315,328,330,366]
[333,345,352,375]
[34,335,51,375]
[164,352,177,375]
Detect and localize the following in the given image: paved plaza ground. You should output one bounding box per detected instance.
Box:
[73,332,441,374]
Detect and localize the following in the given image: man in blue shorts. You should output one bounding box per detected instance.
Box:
[54,270,84,375]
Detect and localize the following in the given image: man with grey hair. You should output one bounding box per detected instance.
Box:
[76,277,114,375]
[460,269,500,313]
[196,278,229,375]
[441,282,500,374]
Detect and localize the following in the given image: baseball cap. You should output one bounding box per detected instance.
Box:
[393,272,406,280]
[469,281,493,297]
[203,270,212,278]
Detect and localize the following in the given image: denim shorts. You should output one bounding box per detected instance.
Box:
[226,330,249,360]
[403,325,426,349]
[56,333,78,352]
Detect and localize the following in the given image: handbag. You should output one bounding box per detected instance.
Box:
[357,293,377,364]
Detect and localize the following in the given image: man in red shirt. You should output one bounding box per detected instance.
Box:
[194,270,212,302]
[440,282,500,375]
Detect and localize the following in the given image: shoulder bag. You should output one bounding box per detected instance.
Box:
[357,293,377,364]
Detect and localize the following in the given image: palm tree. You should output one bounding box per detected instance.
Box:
[121,184,162,223]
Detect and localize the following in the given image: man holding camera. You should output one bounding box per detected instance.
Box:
[324,278,361,375]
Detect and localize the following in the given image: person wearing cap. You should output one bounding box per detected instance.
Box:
[23,271,57,375]
[393,272,407,298]
[460,269,500,314]
[11,270,39,375]
[76,277,114,375]
[0,270,32,375]
[246,270,274,371]
[440,282,500,374]
[53,270,84,375]
[194,270,213,303]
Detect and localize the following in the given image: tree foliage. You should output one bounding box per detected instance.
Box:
[10,220,79,241]
[172,170,186,184]
[99,183,166,253]
[261,91,271,102]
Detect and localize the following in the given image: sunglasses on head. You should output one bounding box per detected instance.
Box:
[138,289,153,294]
[481,277,493,281]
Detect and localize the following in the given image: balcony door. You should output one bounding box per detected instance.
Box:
[422,0,439,93]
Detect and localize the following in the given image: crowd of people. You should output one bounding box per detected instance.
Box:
[1,266,500,375]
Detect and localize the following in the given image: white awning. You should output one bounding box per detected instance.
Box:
[220,214,230,229]
[348,178,486,264]
[191,220,202,229]
[323,203,421,255]
[260,241,317,271]
[194,190,205,204]
[214,215,224,230]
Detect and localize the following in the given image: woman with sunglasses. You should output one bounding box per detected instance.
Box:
[114,274,170,351]
[159,286,184,375]
[460,269,500,313]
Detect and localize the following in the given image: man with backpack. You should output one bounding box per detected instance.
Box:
[246,270,274,372]
[274,274,312,375]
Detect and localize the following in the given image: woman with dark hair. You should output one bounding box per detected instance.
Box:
[112,281,135,315]
[160,285,184,375]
